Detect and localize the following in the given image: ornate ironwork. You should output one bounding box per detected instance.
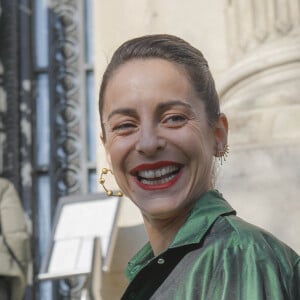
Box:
[49,0,87,201]
[49,2,89,298]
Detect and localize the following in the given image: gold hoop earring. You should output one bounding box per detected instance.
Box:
[99,168,123,197]
[217,144,229,165]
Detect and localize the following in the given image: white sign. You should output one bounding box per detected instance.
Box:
[39,194,121,280]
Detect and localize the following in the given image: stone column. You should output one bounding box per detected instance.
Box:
[218,0,300,252]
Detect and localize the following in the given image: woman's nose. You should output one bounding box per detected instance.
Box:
[135,125,166,156]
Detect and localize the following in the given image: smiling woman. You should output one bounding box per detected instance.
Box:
[101,58,222,227]
[98,35,300,300]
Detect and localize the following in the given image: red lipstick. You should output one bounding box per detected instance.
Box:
[130,161,183,191]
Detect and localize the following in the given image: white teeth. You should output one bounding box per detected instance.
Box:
[140,173,177,185]
[161,168,167,176]
[137,165,179,179]
[145,170,154,178]
[155,169,162,177]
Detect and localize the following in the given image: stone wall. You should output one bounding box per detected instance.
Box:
[218,0,300,253]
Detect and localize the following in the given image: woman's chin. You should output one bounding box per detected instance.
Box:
[137,197,188,221]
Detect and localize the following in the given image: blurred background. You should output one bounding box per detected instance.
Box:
[0,0,299,299]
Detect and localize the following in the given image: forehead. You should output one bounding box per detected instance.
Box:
[109,58,189,87]
[102,58,199,111]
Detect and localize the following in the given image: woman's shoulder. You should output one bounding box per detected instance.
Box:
[199,215,300,300]
[216,214,300,268]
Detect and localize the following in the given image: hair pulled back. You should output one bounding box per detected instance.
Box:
[99,34,220,139]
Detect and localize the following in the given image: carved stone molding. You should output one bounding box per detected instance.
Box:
[49,0,85,198]
[219,36,300,147]
[225,0,300,62]
[219,35,300,102]
[220,1,300,256]
[221,1,300,147]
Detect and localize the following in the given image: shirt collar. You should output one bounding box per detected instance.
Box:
[126,190,236,281]
[170,190,235,247]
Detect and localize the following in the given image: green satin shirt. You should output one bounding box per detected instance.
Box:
[122,190,300,300]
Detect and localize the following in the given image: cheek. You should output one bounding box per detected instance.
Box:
[177,124,214,157]
[105,135,136,170]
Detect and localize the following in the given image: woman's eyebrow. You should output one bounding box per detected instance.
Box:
[156,100,193,112]
[107,100,192,121]
[107,108,137,121]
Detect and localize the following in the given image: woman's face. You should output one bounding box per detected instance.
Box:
[102,58,226,220]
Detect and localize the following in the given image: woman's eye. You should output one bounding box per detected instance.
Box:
[112,122,137,134]
[162,114,187,127]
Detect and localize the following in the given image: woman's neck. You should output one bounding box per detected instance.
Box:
[142,211,190,256]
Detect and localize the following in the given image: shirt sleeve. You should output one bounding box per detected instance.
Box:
[206,243,298,300]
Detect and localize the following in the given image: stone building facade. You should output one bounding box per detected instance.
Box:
[219,0,300,253]
[0,1,299,299]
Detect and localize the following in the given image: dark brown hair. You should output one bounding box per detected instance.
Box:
[99,34,220,140]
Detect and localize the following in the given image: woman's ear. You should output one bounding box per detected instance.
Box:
[213,113,228,149]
